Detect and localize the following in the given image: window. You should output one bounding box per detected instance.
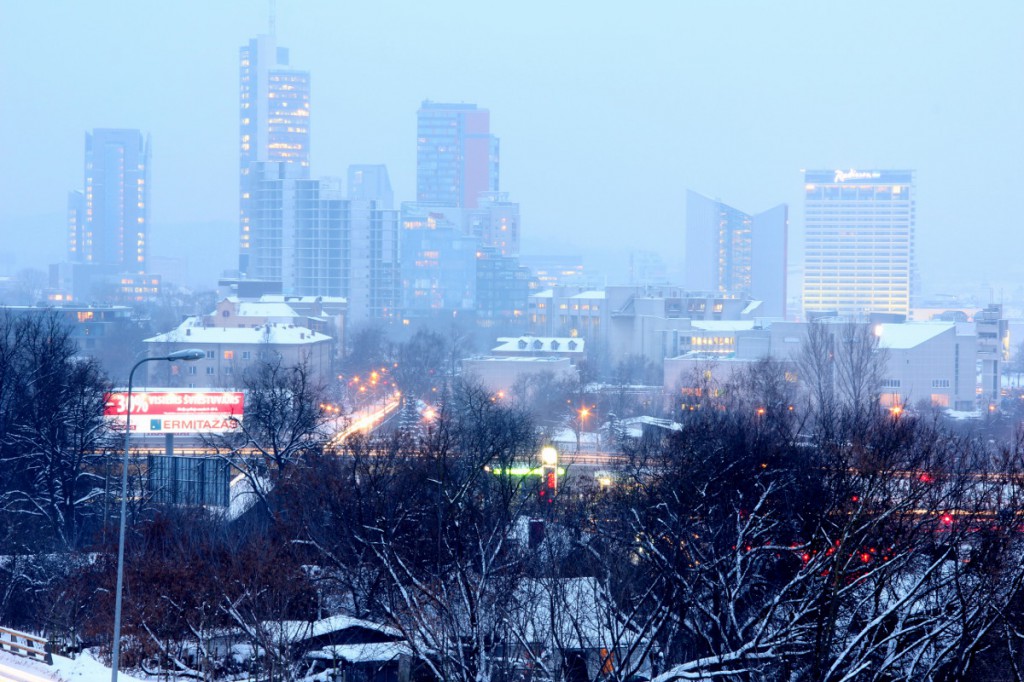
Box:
[242,351,251,360]
[224,350,235,360]
[931,379,950,388]
[206,367,215,375]
[881,378,901,388]
[224,366,232,375]
[188,366,197,375]
[205,350,215,359]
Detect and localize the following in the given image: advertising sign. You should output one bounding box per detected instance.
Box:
[103,391,244,434]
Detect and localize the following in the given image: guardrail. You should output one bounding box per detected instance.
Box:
[0,626,53,665]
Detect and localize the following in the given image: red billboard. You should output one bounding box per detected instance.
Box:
[103,391,245,434]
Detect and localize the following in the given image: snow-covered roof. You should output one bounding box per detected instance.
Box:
[877,322,954,350]
[570,290,605,300]
[741,300,763,316]
[145,318,331,345]
[493,336,585,353]
[234,302,301,318]
[531,289,555,299]
[275,615,402,643]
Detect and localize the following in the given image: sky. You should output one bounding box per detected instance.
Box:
[1,1,1022,295]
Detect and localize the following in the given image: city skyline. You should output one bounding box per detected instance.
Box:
[1,1,1022,296]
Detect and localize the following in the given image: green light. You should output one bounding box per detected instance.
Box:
[490,466,566,477]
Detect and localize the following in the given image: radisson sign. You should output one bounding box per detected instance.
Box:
[833,169,882,183]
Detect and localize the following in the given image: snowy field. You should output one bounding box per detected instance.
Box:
[0,648,148,682]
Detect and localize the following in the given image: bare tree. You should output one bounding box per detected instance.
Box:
[0,311,111,551]
[212,357,329,514]
[796,320,887,443]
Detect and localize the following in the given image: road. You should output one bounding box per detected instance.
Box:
[329,393,402,447]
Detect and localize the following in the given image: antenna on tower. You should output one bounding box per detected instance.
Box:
[269,0,277,37]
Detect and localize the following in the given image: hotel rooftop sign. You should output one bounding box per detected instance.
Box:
[804,169,914,185]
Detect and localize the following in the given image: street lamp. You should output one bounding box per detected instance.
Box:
[111,349,204,682]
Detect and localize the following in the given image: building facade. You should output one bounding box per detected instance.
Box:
[400,207,477,317]
[239,34,311,274]
[685,190,788,318]
[144,319,333,389]
[246,162,398,322]
[347,164,394,209]
[416,101,499,209]
[802,169,916,318]
[68,129,151,271]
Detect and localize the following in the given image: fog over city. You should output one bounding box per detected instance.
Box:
[2,1,1022,294]
[7,3,1024,682]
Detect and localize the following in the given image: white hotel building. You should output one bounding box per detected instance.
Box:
[802,169,915,318]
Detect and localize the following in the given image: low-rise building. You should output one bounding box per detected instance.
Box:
[144,319,333,388]
[461,356,577,395]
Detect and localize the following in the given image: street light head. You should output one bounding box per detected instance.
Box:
[541,446,558,466]
[167,349,205,362]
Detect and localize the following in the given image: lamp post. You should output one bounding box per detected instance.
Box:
[111,348,204,682]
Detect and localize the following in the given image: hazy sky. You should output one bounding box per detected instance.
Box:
[1,1,1022,294]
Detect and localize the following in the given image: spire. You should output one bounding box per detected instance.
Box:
[269,0,277,38]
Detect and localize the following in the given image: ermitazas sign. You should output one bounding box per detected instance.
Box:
[103,390,245,434]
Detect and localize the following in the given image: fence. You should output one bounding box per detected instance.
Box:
[0,626,53,665]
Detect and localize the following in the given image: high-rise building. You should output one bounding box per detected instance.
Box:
[802,169,915,318]
[68,129,150,271]
[470,193,520,256]
[239,35,310,274]
[347,164,394,209]
[247,162,398,322]
[475,247,530,329]
[400,203,478,316]
[416,101,499,209]
[685,191,788,318]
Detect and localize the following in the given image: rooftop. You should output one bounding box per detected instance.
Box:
[691,320,757,332]
[493,336,585,353]
[877,322,954,350]
[145,318,331,345]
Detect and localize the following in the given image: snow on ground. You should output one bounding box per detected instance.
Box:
[0,648,149,682]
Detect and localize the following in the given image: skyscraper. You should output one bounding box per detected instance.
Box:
[416,101,499,209]
[802,169,915,318]
[247,161,399,322]
[239,35,310,274]
[685,191,788,318]
[68,129,150,271]
[347,164,394,209]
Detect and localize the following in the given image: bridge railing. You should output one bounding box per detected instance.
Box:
[0,626,53,665]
